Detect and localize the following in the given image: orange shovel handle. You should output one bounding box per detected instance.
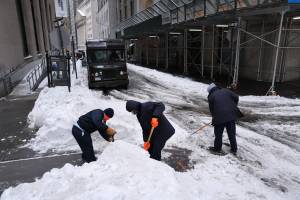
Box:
[192,122,211,135]
[144,126,155,151]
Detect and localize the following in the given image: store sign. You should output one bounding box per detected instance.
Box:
[288,0,300,2]
[54,0,68,17]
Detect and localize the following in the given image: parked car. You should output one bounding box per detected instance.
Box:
[86,39,129,89]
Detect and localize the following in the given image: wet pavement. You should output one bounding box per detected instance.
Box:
[0,91,83,194]
[0,94,38,161]
[0,153,82,195]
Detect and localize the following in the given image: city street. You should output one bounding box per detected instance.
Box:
[1,61,299,199]
[1,0,300,199]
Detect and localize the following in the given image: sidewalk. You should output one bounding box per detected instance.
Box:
[0,59,42,97]
[0,87,81,194]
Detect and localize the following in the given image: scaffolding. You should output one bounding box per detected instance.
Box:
[119,0,300,95]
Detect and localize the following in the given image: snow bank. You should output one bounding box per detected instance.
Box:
[1,141,201,200]
[13,61,300,200]
[25,63,144,153]
[25,62,190,154]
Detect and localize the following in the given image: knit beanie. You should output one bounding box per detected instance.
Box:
[104,108,114,118]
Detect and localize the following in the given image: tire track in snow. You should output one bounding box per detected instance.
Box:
[109,68,300,195]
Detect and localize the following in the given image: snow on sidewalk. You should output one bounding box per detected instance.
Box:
[1,141,202,200]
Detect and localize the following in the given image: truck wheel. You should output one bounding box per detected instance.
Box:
[122,84,128,90]
[88,82,93,89]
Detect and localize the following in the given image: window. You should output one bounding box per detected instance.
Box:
[88,50,125,63]
[16,0,29,56]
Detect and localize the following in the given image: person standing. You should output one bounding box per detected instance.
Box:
[207,83,243,154]
[72,108,116,163]
[126,100,175,161]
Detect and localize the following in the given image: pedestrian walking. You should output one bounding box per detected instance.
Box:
[207,83,243,154]
[126,100,175,161]
[72,108,116,163]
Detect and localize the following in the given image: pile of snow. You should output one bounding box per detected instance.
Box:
[1,141,202,200]
[4,61,298,200]
[25,62,189,153]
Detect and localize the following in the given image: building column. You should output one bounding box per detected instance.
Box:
[39,0,50,51]
[33,0,45,53]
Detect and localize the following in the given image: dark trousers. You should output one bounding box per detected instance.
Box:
[214,120,237,152]
[72,126,96,162]
[148,133,171,161]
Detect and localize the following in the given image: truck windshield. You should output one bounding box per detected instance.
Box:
[88,49,125,63]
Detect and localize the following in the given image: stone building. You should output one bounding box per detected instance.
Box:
[0,0,56,96]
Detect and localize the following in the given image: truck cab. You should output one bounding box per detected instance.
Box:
[86,39,129,89]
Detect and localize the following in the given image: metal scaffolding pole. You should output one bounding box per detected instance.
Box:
[139,40,142,64]
[269,11,285,94]
[156,35,159,68]
[230,27,234,78]
[219,28,224,75]
[165,32,169,70]
[211,26,215,79]
[201,25,205,77]
[257,20,265,81]
[184,29,188,74]
[278,17,290,82]
[146,37,149,65]
[233,17,241,86]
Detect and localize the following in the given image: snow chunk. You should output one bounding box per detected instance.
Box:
[1,141,201,200]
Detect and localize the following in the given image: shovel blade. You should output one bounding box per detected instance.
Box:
[144,142,150,151]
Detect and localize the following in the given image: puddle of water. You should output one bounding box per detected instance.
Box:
[162,146,194,172]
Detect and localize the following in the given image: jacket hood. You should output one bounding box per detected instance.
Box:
[126,100,141,112]
[208,86,221,98]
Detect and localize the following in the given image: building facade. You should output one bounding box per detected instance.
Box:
[0,0,56,96]
[0,0,55,76]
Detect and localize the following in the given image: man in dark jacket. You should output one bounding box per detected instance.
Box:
[207,83,242,154]
[126,100,175,161]
[72,108,116,163]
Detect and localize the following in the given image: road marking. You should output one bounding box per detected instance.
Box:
[0,153,81,164]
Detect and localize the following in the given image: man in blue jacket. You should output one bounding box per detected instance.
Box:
[72,108,116,163]
[126,100,175,161]
[207,83,243,154]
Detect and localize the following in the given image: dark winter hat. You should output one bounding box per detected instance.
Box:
[126,100,141,112]
[104,108,114,118]
[207,83,216,93]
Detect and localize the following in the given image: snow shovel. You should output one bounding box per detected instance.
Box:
[144,126,155,151]
[191,122,211,135]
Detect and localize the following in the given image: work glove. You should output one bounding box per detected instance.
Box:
[106,127,116,142]
[151,118,159,128]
